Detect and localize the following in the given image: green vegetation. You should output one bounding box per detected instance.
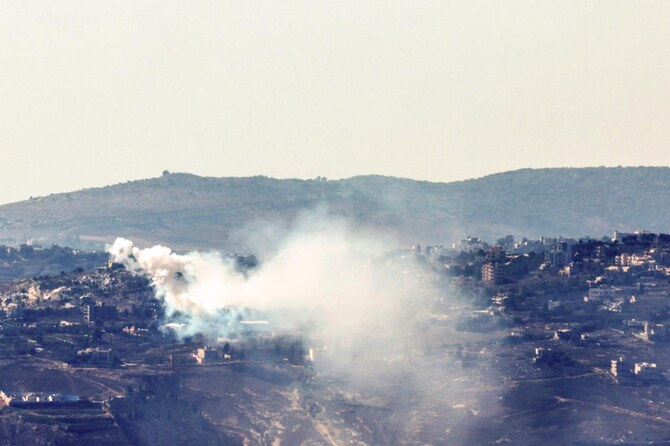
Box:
[1,167,669,250]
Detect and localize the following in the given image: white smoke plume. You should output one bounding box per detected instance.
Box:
[107,214,432,341]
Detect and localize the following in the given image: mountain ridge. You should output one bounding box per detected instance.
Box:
[1,167,669,251]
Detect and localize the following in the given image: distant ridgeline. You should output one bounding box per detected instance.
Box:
[1,167,670,251]
[0,244,108,282]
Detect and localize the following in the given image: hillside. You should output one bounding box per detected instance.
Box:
[1,167,669,251]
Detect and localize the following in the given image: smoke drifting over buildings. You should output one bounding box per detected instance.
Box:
[107,214,430,344]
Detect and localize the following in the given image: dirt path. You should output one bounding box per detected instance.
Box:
[554,395,670,426]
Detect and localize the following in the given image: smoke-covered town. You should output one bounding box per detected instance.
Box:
[2,224,670,444]
[4,2,670,444]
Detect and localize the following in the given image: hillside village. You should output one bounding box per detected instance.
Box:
[1,229,670,443]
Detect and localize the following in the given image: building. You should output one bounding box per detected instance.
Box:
[485,246,505,262]
[633,362,663,383]
[544,242,572,268]
[586,287,619,302]
[76,347,114,365]
[482,262,507,285]
[610,357,664,385]
[643,321,667,341]
[616,253,657,270]
[559,263,579,277]
[610,357,629,378]
[0,390,79,406]
[452,236,489,253]
[193,346,230,365]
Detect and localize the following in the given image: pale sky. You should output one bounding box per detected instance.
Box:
[1,1,670,205]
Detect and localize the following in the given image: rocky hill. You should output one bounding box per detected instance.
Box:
[1,167,669,251]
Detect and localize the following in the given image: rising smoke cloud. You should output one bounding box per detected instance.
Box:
[107,212,470,440]
[107,213,433,341]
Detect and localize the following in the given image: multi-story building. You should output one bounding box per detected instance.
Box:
[482,262,506,285]
[544,241,572,268]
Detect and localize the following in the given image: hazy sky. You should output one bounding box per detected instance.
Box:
[1,1,670,204]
